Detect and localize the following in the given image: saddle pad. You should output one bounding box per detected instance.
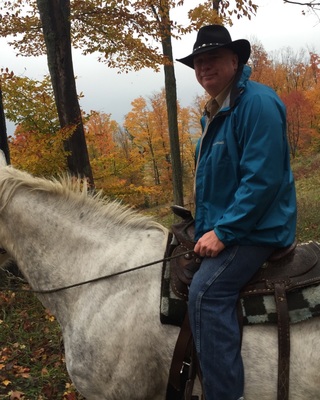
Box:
[160,259,320,327]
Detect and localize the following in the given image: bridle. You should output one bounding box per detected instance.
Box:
[0,249,192,294]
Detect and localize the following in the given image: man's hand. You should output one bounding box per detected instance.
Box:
[194,230,225,258]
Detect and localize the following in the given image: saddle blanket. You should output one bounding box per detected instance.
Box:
[160,259,320,327]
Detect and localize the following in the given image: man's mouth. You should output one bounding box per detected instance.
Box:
[202,74,216,79]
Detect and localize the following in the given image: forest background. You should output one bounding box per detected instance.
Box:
[0,1,320,399]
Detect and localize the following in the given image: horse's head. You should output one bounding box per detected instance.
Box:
[0,150,7,168]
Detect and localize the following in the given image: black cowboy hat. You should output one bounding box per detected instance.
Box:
[177,25,251,69]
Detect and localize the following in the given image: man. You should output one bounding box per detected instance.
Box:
[177,25,296,400]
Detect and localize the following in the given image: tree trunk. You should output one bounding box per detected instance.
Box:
[0,88,10,164]
[212,0,221,12]
[37,0,94,187]
[160,3,184,206]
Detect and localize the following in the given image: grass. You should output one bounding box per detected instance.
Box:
[0,154,319,399]
[293,154,320,242]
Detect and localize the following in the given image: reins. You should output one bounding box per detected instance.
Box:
[0,249,192,294]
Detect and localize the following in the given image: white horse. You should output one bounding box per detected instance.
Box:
[0,153,319,400]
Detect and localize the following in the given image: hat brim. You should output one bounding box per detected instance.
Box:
[176,39,250,69]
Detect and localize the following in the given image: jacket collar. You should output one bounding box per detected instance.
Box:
[229,64,251,106]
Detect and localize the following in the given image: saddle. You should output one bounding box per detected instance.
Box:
[169,206,201,301]
[167,206,320,400]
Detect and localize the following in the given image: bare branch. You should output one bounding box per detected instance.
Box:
[284,0,320,5]
[283,0,320,22]
[283,0,320,9]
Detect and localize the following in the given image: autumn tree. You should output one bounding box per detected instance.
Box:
[120,90,201,206]
[36,0,94,186]
[2,75,74,175]
[282,90,312,157]
[82,101,156,206]
[178,105,199,202]
[125,97,166,191]
[84,111,131,197]
[245,41,320,159]
[4,75,58,135]
[275,47,311,93]
[249,39,273,84]
[304,53,320,153]
[309,52,320,85]
[149,90,172,186]
[113,126,147,188]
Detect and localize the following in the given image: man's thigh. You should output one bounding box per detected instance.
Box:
[191,245,274,294]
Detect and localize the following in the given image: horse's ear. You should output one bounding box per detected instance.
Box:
[0,150,7,167]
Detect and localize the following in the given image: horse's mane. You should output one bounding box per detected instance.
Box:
[0,166,167,232]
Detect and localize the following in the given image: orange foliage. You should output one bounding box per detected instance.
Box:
[9,125,73,176]
[281,90,313,158]
[82,91,198,207]
[249,41,320,158]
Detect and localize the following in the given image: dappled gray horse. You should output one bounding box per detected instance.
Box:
[0,152,319,399]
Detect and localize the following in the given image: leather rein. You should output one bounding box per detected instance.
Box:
[0,248,191,294]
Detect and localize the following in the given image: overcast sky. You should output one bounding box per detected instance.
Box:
[1,0,319,135]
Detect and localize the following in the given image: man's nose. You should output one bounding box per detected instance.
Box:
[201,60,211,70]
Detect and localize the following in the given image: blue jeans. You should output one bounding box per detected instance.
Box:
[188,245,275,400]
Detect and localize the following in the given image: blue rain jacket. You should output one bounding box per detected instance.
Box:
[195,65,297,247]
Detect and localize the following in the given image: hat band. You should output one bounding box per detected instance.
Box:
[193,42,224,52]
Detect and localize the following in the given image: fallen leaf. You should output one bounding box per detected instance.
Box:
[9,390,25,399]
[63,393,77,400]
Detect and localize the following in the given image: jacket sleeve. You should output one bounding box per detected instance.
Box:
[214,91,290,245]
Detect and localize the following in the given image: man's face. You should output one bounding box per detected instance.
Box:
[193,48,239,97]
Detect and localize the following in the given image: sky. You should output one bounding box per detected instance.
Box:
[1,0,320,136]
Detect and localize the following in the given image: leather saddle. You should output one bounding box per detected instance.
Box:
[167,206,320,400]
[168,206,200,301]
[241,241,319,296]
[169,205,320,300]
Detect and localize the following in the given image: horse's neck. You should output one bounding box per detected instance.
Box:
[0,188,168,324]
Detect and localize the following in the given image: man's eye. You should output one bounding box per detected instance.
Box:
[194,58,204,65]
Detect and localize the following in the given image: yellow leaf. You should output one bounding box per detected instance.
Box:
[2,379,11,386]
